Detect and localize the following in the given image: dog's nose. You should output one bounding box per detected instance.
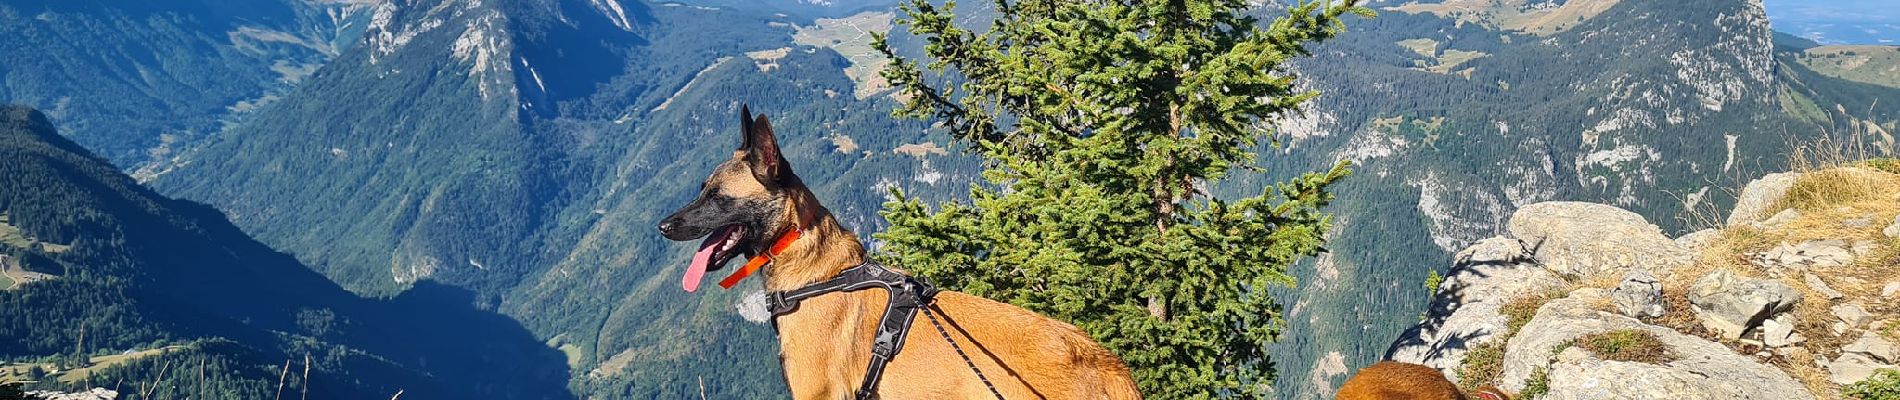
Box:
[657,219,677,236]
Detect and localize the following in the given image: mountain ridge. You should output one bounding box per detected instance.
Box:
[0,104,573,399]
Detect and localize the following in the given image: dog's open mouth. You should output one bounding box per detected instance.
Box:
[684,224,746,292]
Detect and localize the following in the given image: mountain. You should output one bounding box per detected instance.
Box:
[9,0,1899,398]
[0,0,378,170]
[1256,0,1900,396]
[0,105,570,399]
[147,0,973,397]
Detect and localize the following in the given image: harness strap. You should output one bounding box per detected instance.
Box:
[766,264,950,400]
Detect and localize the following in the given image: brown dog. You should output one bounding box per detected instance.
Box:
[658,106,1141,399]
[1336,361,1510,400]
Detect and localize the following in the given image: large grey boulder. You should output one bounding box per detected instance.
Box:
[1727,172,1798,226]
[1508,202,1692,278]
[1611,270,1664,318]
[1497,289,1813,399]
[1686,269,1802,339]
[1386,237,1566,380]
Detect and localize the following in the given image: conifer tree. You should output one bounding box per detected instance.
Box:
[873,1,1367,397]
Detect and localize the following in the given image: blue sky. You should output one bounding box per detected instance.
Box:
[1763,0,1900,44]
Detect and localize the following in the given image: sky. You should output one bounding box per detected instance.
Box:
[1762,0,1900,44]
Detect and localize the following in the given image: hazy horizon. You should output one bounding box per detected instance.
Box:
[1764,0,1900,44]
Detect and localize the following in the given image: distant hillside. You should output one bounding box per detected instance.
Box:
[0,105,571,399]
[147,0,968,397]
[0,0,376,168]
[1791,45,1900,89]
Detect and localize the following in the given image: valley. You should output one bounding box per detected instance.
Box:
[0,0,1896,399]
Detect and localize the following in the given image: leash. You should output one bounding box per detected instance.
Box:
[767,263,1006,400]
[923,305,1007,400]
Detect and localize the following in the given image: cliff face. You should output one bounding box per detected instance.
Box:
[1386,163,1900,399]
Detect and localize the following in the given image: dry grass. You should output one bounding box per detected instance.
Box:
[1572,329,1676,364]
[1658,141,1900,396]
[1457,340,1508,393]
[1501,293,1552,335]
[1456,292,1561,392]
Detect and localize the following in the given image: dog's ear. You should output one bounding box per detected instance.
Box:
[740,107,788,184]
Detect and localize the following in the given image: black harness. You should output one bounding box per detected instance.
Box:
[767,263,1003,400]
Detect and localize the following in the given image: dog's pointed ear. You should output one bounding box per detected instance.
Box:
[739,104,754,149]
[741,109,787,184]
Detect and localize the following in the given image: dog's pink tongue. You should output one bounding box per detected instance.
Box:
[683,242,715,292]
[683,226,733,292]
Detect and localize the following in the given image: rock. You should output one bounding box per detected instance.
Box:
[1844,333,1900,363]
[1674,229,1721,253]
[1887,214,1900,238]
[1497,289,1813,399]
[1834,303,1873,329]
[1687,269,1802,339]
[1827,353,1898,385]
[1833,322,1852,336]
[734,290,771,324]
[1760,208,1802,229]
[1612,270,1665,318]
[1884,281,1900,299]
[1454,236,1534,265]
[24,389,120,400]
[1846,216,1876,228]
[1761,317,1805,347]
[1386,237,1566,379]
[1804,273,1844,300]
[1853,240,1880,257]
[1752,240,1855,273]
[1728,172,1799,226]
[1508,202,1692,278]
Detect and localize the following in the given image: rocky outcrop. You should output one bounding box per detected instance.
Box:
[1506,202,1691,278]
[1675,229,1721,253]
[1727,172,1798,226]
[1386,237,1565,379]
[26,388,119,400]
[1753,240,1857,272]
[1496,289,1813,399]
[1382,173,1900,399]
[1686,269,1803,339]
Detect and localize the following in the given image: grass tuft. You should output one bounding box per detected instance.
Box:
[1572,329,1675,364]
[1772,168,1899,212]
[1457,341,1507,394]
[1864,158,1900,174]
[1501,293,1551,335]
[1845,368,1900,400]
[1520,366,1551,399]
[1455,292,1557,392]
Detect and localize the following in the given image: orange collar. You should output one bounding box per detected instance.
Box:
[716,227,801,289]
